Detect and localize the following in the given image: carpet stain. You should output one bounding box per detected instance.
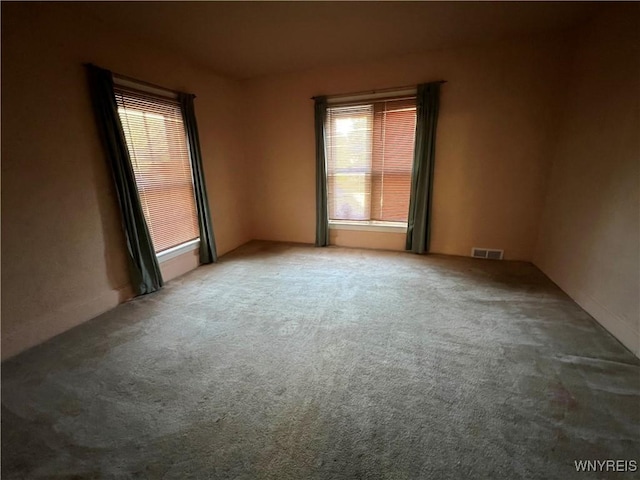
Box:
[549,382,579,421]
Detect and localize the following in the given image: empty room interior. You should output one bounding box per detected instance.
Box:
[1,1,639,478]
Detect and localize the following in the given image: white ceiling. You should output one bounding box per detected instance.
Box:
[77,1,602,79]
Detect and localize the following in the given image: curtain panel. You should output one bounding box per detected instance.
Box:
[178,93,218,264]
[406,82,441,254]
[86,64,163,294]
[314,97,330,247]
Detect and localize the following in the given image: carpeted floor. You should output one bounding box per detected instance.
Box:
[2,241,639,479]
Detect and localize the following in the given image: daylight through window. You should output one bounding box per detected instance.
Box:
[115,88,199,253]
[326,97,416,223]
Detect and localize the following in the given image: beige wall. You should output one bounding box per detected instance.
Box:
[3,3,637,360]
[329,229,407,252]
[1,3,251,359]
[243,36,569,260]
[534,5,640,356]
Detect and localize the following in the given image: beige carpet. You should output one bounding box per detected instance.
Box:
[2,241,639,479]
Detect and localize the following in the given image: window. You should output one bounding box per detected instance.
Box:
[326,97,416,224]
[115,87,199,254]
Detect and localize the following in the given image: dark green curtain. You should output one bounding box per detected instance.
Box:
[86,64,163,294]
[406,82,441,254]
[314,97,329,247]
[178,93,218,264]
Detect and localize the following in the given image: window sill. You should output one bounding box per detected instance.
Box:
[156,239,200,263]
[328,221,407,233]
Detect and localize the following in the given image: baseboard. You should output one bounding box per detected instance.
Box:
[569,289,639,358]
[1,244,237,361]
[1,284,134,361]
[536,267,639,358]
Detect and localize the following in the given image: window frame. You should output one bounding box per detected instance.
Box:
[113,76,200,262]
[325,88,417,233]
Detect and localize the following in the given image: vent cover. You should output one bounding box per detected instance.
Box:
[472,248,504,260]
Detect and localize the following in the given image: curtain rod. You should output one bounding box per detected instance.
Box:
[311,80,446,100]
[83,63,191,98]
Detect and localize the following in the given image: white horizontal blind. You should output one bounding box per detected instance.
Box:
[327,105,373,220]
[115,88,199,253]
[326,97,416,222]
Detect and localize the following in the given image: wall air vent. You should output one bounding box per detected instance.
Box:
[471,248,504,260]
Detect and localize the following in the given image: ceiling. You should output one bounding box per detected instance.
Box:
[77,1,602,80]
